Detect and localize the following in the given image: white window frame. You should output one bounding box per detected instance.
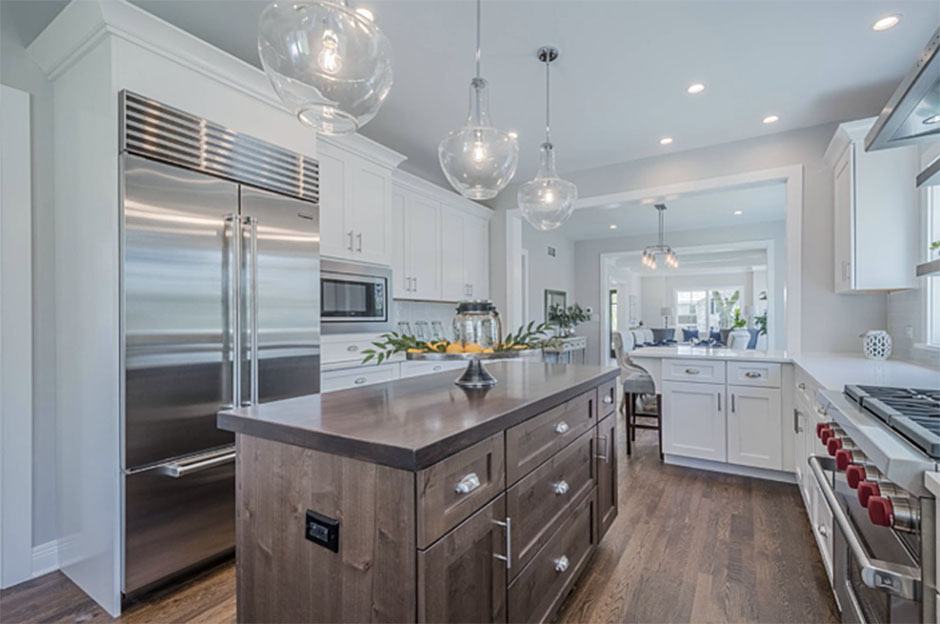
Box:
[921,181,940,351]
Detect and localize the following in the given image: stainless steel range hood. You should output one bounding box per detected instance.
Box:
[865,27,939,157]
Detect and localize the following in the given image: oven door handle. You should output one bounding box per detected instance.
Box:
[809,455,922,600]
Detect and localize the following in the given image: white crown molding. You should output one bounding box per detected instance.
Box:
[319,133,406,170]
[823,116,877,166]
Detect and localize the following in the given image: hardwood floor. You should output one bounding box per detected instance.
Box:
[1,427,838,624]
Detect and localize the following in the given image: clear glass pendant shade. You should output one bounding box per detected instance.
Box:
[258,0,393,135]
[439,78,519,201]
[518,142,577,230]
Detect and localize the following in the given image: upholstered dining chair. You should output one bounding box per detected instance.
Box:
[611,331,663,460]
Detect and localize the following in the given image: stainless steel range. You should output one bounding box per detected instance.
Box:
[813,385,939,624]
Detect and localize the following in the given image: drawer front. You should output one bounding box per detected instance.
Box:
[507,428,595,574]
[597,379,617,417]
[662,359,726,384]
[506,390,595,485]
[727,361,781,388]
[401,360,466,379]
[508,488,596,624]
[321,363,398,392]
[321,334,382,365]
[417,432,505,549]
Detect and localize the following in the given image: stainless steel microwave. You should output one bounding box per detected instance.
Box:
[320,259,393,334]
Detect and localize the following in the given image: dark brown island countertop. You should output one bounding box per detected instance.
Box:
[218,362,618,471]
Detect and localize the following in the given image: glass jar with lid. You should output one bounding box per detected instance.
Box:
[453,301,502,350]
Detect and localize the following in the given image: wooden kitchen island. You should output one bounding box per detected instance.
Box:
[218,361,620,624]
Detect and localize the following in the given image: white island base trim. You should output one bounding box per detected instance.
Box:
[664,454,797,484]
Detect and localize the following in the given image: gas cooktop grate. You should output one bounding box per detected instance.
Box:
[844,385,940,459]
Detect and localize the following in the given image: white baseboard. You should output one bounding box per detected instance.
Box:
[31,539,59,578]
[664,454,797,484]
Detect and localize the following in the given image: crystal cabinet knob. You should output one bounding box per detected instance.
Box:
[554,421,569,434]
[554,555,569,573]
[455,472,481,494]
[553,480,569,495]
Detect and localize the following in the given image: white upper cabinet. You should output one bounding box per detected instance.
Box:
[463,214,490,301]
[391,182,442,300]
[440,207,466,302]
[825,118,920,293]
[317,137,404,265]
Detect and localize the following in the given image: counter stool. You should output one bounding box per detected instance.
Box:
[612,331,663,460]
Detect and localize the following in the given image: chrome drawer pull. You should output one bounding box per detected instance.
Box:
[492,517,511,570]
[554,421,569,434]
[798,382,806,390]
[354,377,367,385]
[602,395,613,404]
[684,368,700,375]
[347,345,359,352]
[455,473,481,494]
[744,371,762,378]
[817,406,827,416]
[596,435,609,463]
[554,555,569,573]
[817,524,828,538]
[433,365,442,372]
[553,480,569,495]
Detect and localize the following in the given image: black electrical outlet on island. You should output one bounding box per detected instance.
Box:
[305,510,339,552]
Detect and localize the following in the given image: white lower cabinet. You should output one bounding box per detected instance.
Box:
[726,385,783,470]
[662,380,726,462]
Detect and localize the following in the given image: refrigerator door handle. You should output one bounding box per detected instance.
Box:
[155,447,237,478]
[246,216,260,406]
[225,214,242,409]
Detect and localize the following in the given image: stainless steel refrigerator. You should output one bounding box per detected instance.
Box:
[120,92,319,596]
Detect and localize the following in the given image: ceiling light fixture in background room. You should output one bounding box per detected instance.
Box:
[641,203,678,269]
[438,0,519,200]
[518,46,578,230]
[258,0,393,135]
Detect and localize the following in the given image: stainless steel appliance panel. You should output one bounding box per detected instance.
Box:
[239,186,320,402]
[123,447,235,595]
[320,258,392,334]
[123,155,237,469]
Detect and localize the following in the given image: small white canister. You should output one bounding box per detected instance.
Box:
[861,330,893,360]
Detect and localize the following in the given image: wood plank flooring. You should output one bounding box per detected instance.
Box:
[1,424,839,624]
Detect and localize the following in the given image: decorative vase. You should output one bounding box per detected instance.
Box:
[728,328,751,349]
[861,330,892,360]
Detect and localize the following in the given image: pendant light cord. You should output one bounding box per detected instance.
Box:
[659,207,664,247]
[544,59,551,143]
[475,0,481,79]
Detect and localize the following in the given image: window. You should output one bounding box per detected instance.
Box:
[927,185,940,348]
[609,289,618,358]
[675,288,743,334]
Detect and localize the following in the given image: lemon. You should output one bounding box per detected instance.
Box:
[464,342,483,353]
[482,348,494,353]
[512,344,526,350]
[407,348,425,353]
[445,343,464,354]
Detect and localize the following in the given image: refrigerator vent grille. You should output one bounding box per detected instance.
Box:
[121,91,319,203]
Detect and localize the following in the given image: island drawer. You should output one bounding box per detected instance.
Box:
[507,428,595,574]
[662,358,726,384]
[508,487,596,624]
[506,389,595,485]
[597,379,617,417]
[416,432,505,549]
[727,361,781,388]
[321,362,399,392]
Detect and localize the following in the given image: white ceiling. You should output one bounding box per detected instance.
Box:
[5,0,938,186]
[564,181,785,241]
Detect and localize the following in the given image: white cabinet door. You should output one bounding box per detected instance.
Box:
[832,144,853,293]
[350,159,390,265]
[440,208,466,301]
[390,187,408,298]
[662,381,726,462]
[727,386,782,470]
[318,146,351,260]
[406,194,441,300]
[463,216,489,300]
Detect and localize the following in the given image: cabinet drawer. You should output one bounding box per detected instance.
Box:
[507,428,595,574]
[662,359,725,384]
[508,488,596,624]
[321,363,398,392]
[401,360,465,379]
[321,334,382,365]
[416,432,505,549]
[597,379,617,417]
[506,390,595,485]
[727,361,781,388]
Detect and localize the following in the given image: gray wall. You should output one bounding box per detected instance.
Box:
[522,225,577,325]
[1,5,58,547]
[562,123,886,363]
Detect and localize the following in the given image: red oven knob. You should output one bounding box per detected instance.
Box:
[827,437,843,456]
[816,422,830,439]
[835,449,854,470]
[820,429,834,444]
[858,481,880,508]
[845,464,867,488]
[868,496,895,527]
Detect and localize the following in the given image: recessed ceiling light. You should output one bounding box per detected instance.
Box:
[665,194,679,201]
[872,15,900,31]
[687,83,705,94]
[924,114,940,125]
[734,210,743,215]
[508,131,518,139]
[609,224,618,230]
[641,198,655,205]
[659,137,673,145]
[762,115,779,124]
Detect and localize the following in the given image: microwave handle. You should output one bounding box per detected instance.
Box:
[809,456,921,600]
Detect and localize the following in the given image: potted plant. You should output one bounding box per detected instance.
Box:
[728,309,751,348]
[711,290,740,345]
[548,302,590,338]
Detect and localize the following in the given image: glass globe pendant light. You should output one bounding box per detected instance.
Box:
[517,47,577,231]
[258,1,393,135]
[438,0,519,200]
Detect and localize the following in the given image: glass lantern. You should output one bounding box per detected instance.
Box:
[453,301,502,350]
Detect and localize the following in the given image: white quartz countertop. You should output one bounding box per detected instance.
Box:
[629,346,938,390]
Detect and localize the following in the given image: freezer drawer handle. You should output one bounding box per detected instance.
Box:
[156,449,236,478]
[808,455,921,600]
